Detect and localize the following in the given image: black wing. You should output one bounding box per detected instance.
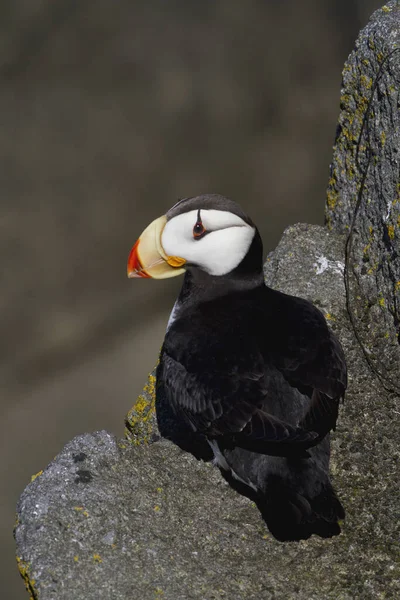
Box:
[265,290,347,438]
[161,338,317,455]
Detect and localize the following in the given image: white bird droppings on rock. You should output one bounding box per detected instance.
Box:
[313,255,344,276]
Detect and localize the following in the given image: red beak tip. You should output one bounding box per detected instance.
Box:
[127,239,147,278]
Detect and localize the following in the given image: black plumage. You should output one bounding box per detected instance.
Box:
[149,195,347,541]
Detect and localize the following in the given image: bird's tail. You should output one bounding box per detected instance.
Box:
[258,473,345,542]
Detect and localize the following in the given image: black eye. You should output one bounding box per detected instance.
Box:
[193,220,206,239]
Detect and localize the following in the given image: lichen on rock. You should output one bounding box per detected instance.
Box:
[124,368,158,445]
[326,0,400,392]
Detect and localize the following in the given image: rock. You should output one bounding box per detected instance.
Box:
[124,367,159,445]
[15,3,400,599]
[326,0,400,390]
[15,224,400,599]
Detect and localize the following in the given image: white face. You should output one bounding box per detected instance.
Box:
[161,209,255,276]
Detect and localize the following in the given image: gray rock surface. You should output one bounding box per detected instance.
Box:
[15,224,400,599]
[326,0,400,390]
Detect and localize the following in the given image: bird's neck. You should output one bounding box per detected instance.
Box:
[176,230,264,307]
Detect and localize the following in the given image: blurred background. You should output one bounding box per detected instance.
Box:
[1,0,380,597]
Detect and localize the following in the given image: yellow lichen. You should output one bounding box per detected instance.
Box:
[73,506,89,517]
[73,555,79,563]
[30,470,43,483]
[125,368,158,445]
[360,74,372,90]
[388,225,395,240]
[380,131,386,147]
[93,554,102,564]
[378,297,385,307]
[395,281,400,291]
[326,188,338,210]
[382,5,391,12]
[154,505,161,512]
[16,556,37,600]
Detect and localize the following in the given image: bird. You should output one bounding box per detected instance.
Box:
[127,194,347,541]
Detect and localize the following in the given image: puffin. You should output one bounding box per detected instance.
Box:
[127,194,346,541]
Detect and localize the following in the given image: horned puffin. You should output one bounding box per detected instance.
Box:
[127,194,346,541]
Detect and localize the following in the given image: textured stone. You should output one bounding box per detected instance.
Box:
[124,367,159,445]
[15,224,400,599]
[326,0,400,390]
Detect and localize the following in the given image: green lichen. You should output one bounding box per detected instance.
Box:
[125,369,157,445]
[327,185,339,210]
[16,556,37,600]
[346,154,356,180]
[326,44,392,223]
[360,74,372,90]
[363,241,371,257]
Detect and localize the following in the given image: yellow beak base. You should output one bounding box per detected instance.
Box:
[127,215,186,279]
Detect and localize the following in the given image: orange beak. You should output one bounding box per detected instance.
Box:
[127,215,186,279]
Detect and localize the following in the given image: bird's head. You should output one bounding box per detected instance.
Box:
[127,194,262,280]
